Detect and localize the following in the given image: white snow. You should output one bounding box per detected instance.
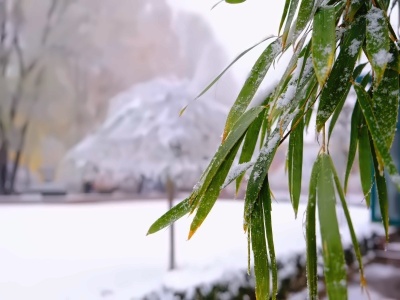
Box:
[0,199,382,300]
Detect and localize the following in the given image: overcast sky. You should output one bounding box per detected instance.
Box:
[167,0,286,83]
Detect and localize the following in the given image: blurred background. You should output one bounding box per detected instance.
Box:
[0,0,399,299]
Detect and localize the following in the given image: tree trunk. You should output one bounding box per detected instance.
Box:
[8,122,28,194]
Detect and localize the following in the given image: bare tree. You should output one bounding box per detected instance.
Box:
[0,0,71,194]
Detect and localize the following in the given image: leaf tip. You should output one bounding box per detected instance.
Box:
[179,106,188,116]
[187,229,196,240]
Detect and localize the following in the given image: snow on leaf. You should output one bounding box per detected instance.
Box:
[221,161,255,189]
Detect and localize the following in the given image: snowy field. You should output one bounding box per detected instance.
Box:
[0,199,383,299]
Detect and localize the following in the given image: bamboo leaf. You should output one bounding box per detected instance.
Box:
[345,0,365,22]
[189,140,241,239]
[371,140,390,241]
[317,154,347,299]
[181,36,275,115]
[251,192,270,300]
[244,129,281,231]
[279,0,292,34]
[225,0,246,3]
[344,102,361,193]
[312,5,336,86]
[288,112,304,218]
[328,63,368,142]
[236,110,264,194]
[358,119,373,207]
[191,107,265,210]
[353,83,400,188]
[295,0,315,37]
[366,7,390,86]
[328,155,367,288]
[222,39,282,140]
[147,198,190,235]
[316,16,365,131]
[306,155,321,300]
[261,176,277,299]
[282,0,300,48]
[372,44,400,149]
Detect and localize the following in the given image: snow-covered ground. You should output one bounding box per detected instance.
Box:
[0,200,385,299]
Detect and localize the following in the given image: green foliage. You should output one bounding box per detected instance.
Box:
[149,1,400,299]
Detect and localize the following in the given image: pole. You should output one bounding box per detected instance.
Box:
[166,175,175,270]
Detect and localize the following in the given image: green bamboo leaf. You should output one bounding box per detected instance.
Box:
[316,16,365,131]
[318,154,347,299]
[260,109,269,150]
[294,0,315,37]
[147,198,190,235]
[328,155,367,288]
[225,0,246,3]
[387,42,400,74]
[328,63,368,142]
[358,119,373,207]
[353,83,400,188]
[279,0,292,34]
[344,102,361,193]
[306,155,321,300]
[251,193,270,300]
[180,36,275,116]
[282,0,299,48]
[189,140,241,239]
[304,88,317,130]
[244,129,281,230]
[222,39,282,140]
[312,5,336,86]
[366,7,390,86]
[371,139,390,240]
[191,107,265,210]
[236,111,265,194]
[288,112,304,218]
[261,176,277,299]
[372,45,399,149]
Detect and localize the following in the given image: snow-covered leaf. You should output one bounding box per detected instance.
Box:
[236,110,265,194]
[328,63,368,142]
[372,43,399,149]
[295,0,315,37]
[353,83,400,190]
[316,16,365,131]
[260,176,277,299]
[366,7,390,86]
[190,106,265,211]
[250,180,270,300]
[312,5,336,86]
